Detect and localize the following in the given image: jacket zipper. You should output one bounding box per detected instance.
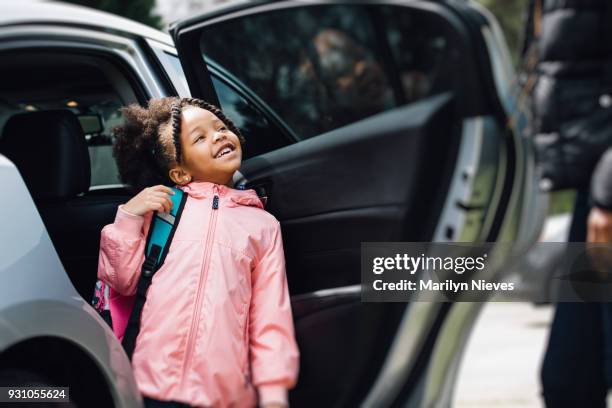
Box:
[179,184,220,392]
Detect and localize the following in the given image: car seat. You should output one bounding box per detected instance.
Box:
[0,109,129,301]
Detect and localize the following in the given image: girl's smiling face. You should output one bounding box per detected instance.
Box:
[167,106,242,186]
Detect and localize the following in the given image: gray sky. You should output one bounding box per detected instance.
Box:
[154,0,235,28]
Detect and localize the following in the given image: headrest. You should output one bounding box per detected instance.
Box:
[0,109,91,201]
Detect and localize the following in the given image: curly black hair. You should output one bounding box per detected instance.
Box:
[112,97,245,193]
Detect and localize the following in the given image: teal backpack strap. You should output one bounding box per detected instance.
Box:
[145,186,187,267]
[122,186,187,360]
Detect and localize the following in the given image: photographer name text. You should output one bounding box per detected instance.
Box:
[372,279,515,292]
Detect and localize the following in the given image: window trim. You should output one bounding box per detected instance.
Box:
[143,38,190,97]
[206,58,299,144]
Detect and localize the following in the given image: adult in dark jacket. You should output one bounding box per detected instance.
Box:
[523,0,612,407]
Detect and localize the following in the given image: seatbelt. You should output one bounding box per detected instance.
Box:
[122,186,188,361]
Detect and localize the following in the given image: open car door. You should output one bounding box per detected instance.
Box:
[169,1,538,406]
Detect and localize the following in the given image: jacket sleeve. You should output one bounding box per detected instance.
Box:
[97,205,151,296]
[249,220,300,407]
[591,147,612,210]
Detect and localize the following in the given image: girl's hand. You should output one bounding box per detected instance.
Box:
[123,185,174,216]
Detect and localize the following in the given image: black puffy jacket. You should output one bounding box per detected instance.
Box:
[523,0,612,199]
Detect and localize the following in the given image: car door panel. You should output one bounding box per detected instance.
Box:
[237,94,457,295]
[237,94,460,407]
[170,1,520,407]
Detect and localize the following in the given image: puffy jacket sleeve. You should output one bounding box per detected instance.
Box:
[249,220,300,407]
[97,205,152,296]
[591,147,612,210]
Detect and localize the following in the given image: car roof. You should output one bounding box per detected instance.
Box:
[1,0,173,46]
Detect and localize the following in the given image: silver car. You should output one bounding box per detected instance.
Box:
[0,1,546,407]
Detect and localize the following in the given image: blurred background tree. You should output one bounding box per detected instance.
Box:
[62,0,164,30]
[476,0,528,66]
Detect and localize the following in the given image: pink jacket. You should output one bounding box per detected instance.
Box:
[97,181,300,408]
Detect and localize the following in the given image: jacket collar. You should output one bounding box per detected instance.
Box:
[177,180,264,209]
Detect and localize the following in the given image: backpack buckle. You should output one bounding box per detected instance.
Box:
[142,245,161,278]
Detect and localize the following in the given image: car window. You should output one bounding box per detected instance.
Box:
[150,48,191,96]
[211,76,291,158]
[198,4,398,140]
[86,100,124,187]
[0,52,140,188]
[151,49,290,157]
[380,5,456,104]
[0,97,123,189]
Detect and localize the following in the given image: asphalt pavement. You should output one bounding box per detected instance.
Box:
[453,213,609,407]
[452,302,553,407]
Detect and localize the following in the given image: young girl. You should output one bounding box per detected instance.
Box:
[97,97,300,408]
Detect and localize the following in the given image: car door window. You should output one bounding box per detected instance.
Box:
[379,6,458,103]
[211,76,291,158]
[380,5,456,104]
[149,48,291,158]
[197,5,398,140]
[149,47,191,97]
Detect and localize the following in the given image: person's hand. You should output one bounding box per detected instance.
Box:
[262,404,287,408]
[587,206,612,278]
[123,185,174,216]
[588,206,612,243]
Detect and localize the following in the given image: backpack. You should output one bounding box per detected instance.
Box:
[91,186,188,360]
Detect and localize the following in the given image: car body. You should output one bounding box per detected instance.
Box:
[0,1,547,407]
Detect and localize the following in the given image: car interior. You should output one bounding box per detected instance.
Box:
[0,51,143,302]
